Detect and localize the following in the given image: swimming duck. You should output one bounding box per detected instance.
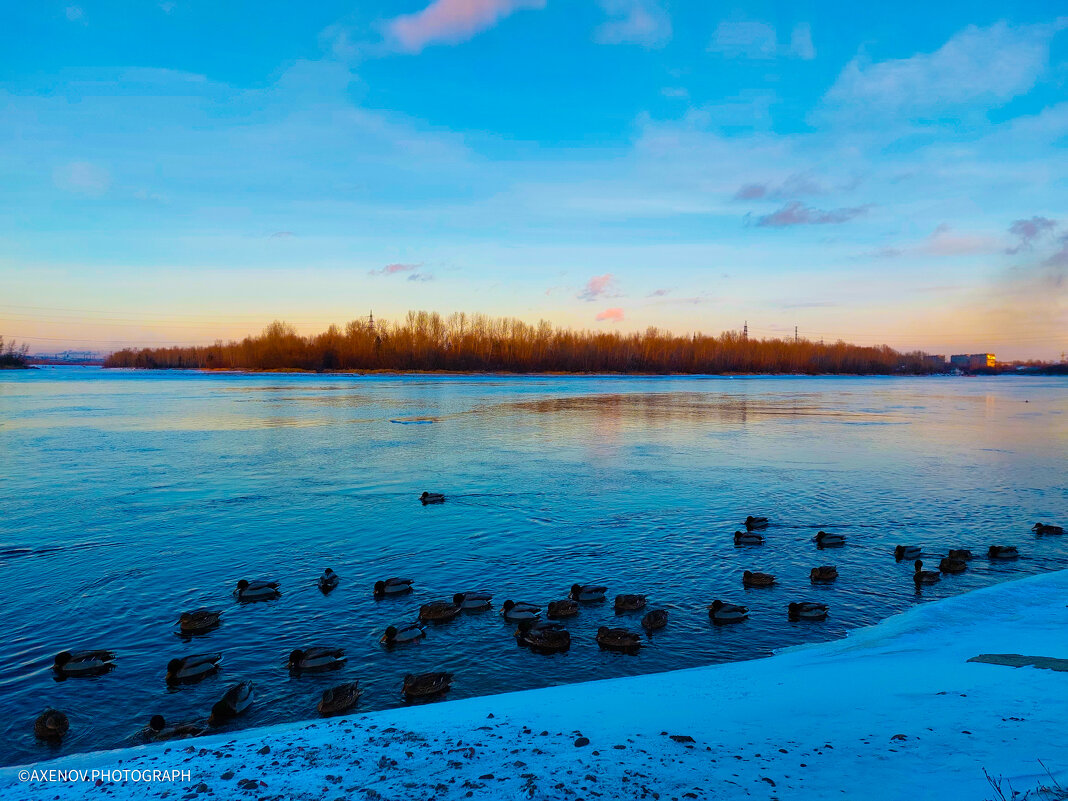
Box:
[234,580,280,602]
[596,626,642,652]
[177,609,222,635]
[403,671,453,699]
[373,578,415,598]
[809,566,838,583]
[988,545,1019,560]
[614,594,647,612]
[947,549,973,561]
[380,623,426,645]
[166,653,222,684]
[788,602,829,621]
[641,609,668,632]
[547,599,579,619]
[144,715,203,741]
[453,591,493,611]
[744,516,769,531]
[939,557,967,574]
[515,619,571,653]
[1032,523,1064,535]
[53,650,115,677]
[419,601,462,623]
[814,531,845,548]
[208,681,254,725]
[894,545,922,561]
[742,570,776,587]
[318,682,362,716]
[708,600,749,624]
[317,568,339,592]
[569,584,607,602]
[734,530,764,545]
[420,491,446,504]
[913,560,941,584]
[288,647,346,672]
[501,600,541,621]
[34,708,69,741]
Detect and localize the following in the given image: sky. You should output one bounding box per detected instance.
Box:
[1,1,1066,359]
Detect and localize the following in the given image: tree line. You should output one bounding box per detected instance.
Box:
[0,335,30,368]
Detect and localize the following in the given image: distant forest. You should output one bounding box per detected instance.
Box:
[103,312,942,375]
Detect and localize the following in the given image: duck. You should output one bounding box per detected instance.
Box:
[53,650,115,677]
[144,715,203,741]
[34,708,69,741]
[809,566,838,583]
[288,647,346,672]
[501,600,541,621]
[234,580,280,602]
[515,619,571,653]
[403,672,453,699]
[547,599,579,619]
[208,681,254,725]
[317,568,339,593]
[948,549,973,561]
[744,516,769,531]
[894,545,922,561]
[420,491,446,505]
[814,531,845,548]
[380,623,426,645]
[1032,523,1064,535]
[742,570,776,587]
[939,557,967,574]
[614,594,647,612]
[318,681,362,716]
[988,545,1020,560]
[734,530,764,545]
[166,653,222,684]
[373,578,414,598]
[641,609,668,632]
[913,560,941,584]
[708,600,749,624]
[788,602,829,621]
[419,601,462,623]
[177,609,221,635]
[453,591,493,611]
[569,584,607,602]
[596,626,642,652]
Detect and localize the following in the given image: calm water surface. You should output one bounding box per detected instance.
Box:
[0,368,1065,766]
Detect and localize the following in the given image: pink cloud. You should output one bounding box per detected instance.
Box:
[596,307,625,322]
[755,201,868,227]
[387,0,545,53]
[369,263,420,276]
[579,273,617,301]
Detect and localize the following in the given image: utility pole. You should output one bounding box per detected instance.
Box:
[368,310,374,331]
[795,326,798,343]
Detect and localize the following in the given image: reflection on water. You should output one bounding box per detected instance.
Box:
[0,369,1065,766]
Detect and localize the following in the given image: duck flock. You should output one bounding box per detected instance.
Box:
[31,503,1064,746]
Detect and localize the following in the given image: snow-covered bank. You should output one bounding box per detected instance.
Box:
[5,571,1066,800]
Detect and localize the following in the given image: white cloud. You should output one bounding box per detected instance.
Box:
[708,20,814,60]
[595,0,671,48]
[385,0,545,54]
[53,161,111,196]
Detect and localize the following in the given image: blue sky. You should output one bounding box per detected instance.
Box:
[1,1,1065,358]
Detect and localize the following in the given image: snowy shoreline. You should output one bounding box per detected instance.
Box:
[5,570,1066,800]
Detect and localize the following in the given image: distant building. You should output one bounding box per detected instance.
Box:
[950,353,995,370]
[924,355,947,369]
[950,355,970,368]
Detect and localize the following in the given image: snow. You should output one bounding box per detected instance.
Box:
[5,569,1066,800]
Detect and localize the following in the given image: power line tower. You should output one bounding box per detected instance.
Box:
[743,320,748,340]
[795,326,798,343]
[368,310,374,331]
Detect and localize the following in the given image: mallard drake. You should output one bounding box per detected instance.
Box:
[145,715,203,741]
[814,531,845,548]
[708,600,749,624]
[380,623,426,645]
[177,609,221,635]
[166,653,222,684]
[788,602,829,621]
[547,599,579,619]
[1032,523,1064,535]
[913,560,941,584]
[894,545,922,561]
[403,671,453,698]
[420,491,446,504]
[744,516,769,531]
[453,592,493,611]
[810,566,838,583]
[948,549,973,560]
[988,545,1019,560]
[734,530,764,545]
[318,682,362,716]
[53,650,115,677]
[516,619,571,653]
[373,578,414,598]
[939,557,967,574]
[569,584,607,602]
[614,594,647,612]
[288,647,346,671]
[742,570,775,587]
[596,626,642,652]
[234,580,280,602]
[317,568,339,592]
[34,708,69,741]
[501,600,541,621]
[208,681,254,725]
[419,601,462,623]
[641,609,668,631]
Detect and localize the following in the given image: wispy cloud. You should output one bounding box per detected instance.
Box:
[52,161,110,196]
[734,174,824,201]
[755,201,868,227]
[385,0,545,53]
[369,263,420,276]
[919,224,1000,256]
[65,6,85,24]
[647,288,670,297]
[1007,216,1057,253]
[408,272,434,282]
[596,307,625,322]
[708,21,815,60]
[269,231,295,239]
[595,0,671,48]
[579,273,618,301]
